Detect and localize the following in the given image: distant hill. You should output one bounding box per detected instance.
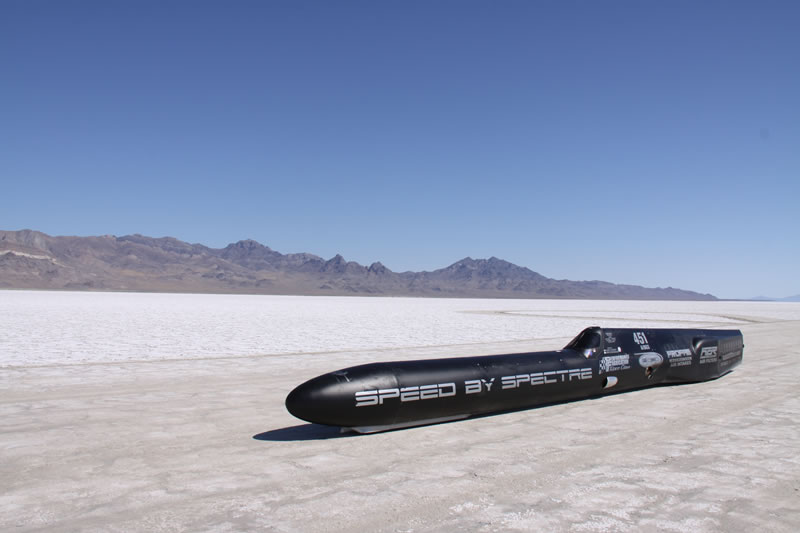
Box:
[0,229,716,300]
[748,295,800,302]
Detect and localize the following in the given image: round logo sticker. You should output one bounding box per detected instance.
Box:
[638,352,664,367]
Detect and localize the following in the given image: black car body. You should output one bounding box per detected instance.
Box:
[285,327,743,433]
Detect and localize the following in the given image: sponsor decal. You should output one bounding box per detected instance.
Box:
[699,346,718,364]
[604,346,622,354]
[501,368,592,389]
[599,354,630,374]
[721,349,742,361]
[355,367,593,407]
[355,382,456,407]
[719,347,742,367]
[666,348,693,367]
[633,332,651,350]
[637,352,664,368]
[605,332,616,344]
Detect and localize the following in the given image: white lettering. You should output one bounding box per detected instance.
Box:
[378,388,399,404]
[700,346,718,357]
[358,382,460,406]
[465,379,482,394]
[400,386,420,402]
[500,368,593,389]
[438,382,456,398]
[355,390,378,407]
[418,384,438,400]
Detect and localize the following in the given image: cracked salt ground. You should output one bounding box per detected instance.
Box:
[1,292,799,532]
[3,291,796,367]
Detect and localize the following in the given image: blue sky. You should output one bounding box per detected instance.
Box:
[1,1,798,299]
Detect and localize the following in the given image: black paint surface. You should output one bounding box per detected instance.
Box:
[285,327,743,430]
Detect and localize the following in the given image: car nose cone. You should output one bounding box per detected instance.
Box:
[285,364,399,427]
[285,374,332,424]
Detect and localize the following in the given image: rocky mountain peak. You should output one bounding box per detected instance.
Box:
[368,261,390,275]
[226,239,273,252]
[0,229,51,251]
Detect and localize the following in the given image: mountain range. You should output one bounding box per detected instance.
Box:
[748,295,800,302]
[0,229,716,300]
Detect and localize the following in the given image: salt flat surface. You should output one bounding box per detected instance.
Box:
[2,290,799,367]
[2,292,799,532]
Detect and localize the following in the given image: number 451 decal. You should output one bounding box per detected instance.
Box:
[633,332,648,346]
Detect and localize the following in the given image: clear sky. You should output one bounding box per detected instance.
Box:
[1,1,798,299]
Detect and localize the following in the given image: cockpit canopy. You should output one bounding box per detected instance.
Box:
[565,326,603,357]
